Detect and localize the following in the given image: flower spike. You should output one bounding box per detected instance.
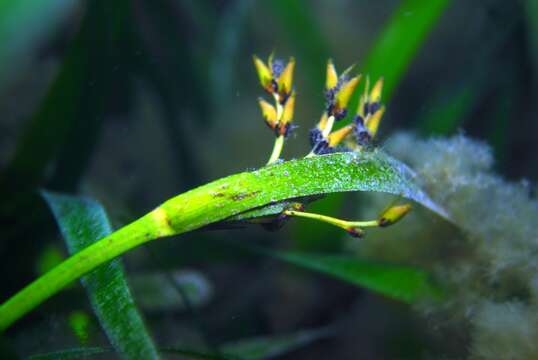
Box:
[254,53,297,164]
[253,54,295,100]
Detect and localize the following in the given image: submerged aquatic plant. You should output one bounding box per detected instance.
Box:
[0,56,444,338]
[0,56,448,358]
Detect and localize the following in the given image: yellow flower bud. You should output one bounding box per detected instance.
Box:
[365,106,385,138]
[253,55,272,91]
[369,77,384,103]
[277,57,295,96]
[258,98,277,128]
[378,204,412,227]
[328,125,353,147]
[280,91,295,127]
[335,75,361,111]
[325,59,338,90]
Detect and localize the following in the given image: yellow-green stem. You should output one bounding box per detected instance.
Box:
[283,210,379,231]
[267,135,285,164]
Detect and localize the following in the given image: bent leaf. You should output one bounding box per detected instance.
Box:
[220,150,448,223]
[42,192,160,360]
[265,250,442,304]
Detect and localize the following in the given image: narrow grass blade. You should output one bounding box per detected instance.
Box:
[42,192,160,360]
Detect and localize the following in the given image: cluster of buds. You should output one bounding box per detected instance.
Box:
[309,60,385,156]
[252,54,410,237]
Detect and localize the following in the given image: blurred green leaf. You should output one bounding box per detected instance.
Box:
[0,0,129,305]
[129,270,213,312]
[269,0,330,92]
[418,85,475,135]
[211,0,252,109]
[220,327,332,360]
[26,347,108,360]
[42,192,160,360]
[0,0,79,90]
[28,327,332,360]
[4,0,127,189]
[264,250,442,304]
[360,0,452,100]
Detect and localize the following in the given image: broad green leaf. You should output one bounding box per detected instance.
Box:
[26,347,108,360]
[0,0,78,90]
[265,250,442,304]
[41,192,160,360]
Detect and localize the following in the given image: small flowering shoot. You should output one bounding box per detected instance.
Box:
[253,54,296,164]
[0,55,447,332]
[253,55,411,237]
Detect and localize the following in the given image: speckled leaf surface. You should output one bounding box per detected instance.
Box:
[203,150,448,226]
[42,192,160,360]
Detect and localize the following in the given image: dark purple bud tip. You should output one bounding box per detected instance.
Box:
[325,88,336,102]
[317,146,336,155]
[309,128,324,146]
[353,121,372,146]
[283,124,299,138]
[363,101,381,116]
[334,108,348,121]
[353,115,364,126]
[271,59,285,78]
